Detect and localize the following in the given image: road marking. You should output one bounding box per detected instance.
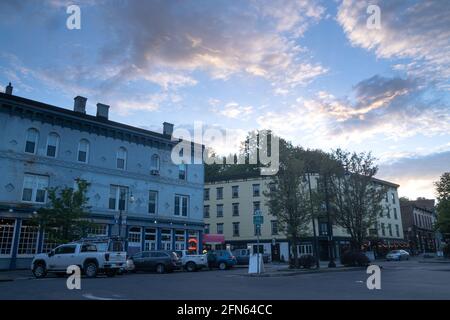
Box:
[83,293,115,300]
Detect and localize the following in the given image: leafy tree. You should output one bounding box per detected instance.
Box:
[435,173,450,238]
[324,149,386,251]
[263,139,313,268]
[31,179,93,244]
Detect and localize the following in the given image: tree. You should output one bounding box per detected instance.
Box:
[263,139,313,268]
[324,149,386,251]
[31,179,93,244]
[435,172,450,238]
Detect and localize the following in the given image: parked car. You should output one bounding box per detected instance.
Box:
[129,250,182,273]
[386,250,410,261]
[206,250,237,270]
[31,237,127,278]
[175,250,208,272]
[232,249,270,265]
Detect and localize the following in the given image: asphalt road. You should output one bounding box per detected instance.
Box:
[1,260,450,300]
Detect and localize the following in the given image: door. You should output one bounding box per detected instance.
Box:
[271,243,280,262]
[319,240,329,261]
[52,245,77,270]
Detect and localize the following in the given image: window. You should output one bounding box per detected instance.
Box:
[204,189,210,201]
[128,227,141,246]
[381,223,385,236]
[216,204,224,218]
[0,219,15,255]
[385,192,389,202]
[55,245,76,255]
[174,195,189,216]
[217,223,224,234]
[254,224,261,236]
[232,186,239,198]
[388,224,392,237]
[216,187,223,200]
[393,208,398,220]
[175,230,185,250]
[161,229,172,250]
[109,185,128,211]
[22,174,49,203]
[298,244,313,256]
[253,201,261,214]
[46,133,59,158]
[204,224,210,234]
[150,154,160,171]
[269,182,276,193]
[319,222,328,236]
[77,139,90,163]
[232,203,239,216]
[203,205,210,218]
[379,210,383,218]
[148,191,158,214]
[87,224,108,236]
[391,193,396,204]
[179,163,187,180]
[117,147,127,170]
[232,222,240,237]
[144,228,157,251]
[25,128,39,154]
[42,230,59,253]
[81,244,97,252]
[395,225,400,237]
[253,184,260,197]
[386,207,391,219]
[271,220,278,235]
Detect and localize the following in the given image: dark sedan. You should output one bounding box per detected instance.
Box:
[129,250,182,273]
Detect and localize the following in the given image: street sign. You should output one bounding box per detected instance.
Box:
[253,215,264,225]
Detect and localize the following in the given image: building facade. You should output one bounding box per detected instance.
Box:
[204,175,404,262]
[400,199,437,253]
[0,87,204,270]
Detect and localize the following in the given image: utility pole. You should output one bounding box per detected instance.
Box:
[307,173,320,269]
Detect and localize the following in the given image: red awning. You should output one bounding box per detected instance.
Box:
[203,234,225,244]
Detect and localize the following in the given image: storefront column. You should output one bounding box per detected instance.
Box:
[9,218,22,270]
[171,229,176,251]
[157,228,162,250]
[185,229,189,251]
[141,227,146,252]
[198,230,203,253]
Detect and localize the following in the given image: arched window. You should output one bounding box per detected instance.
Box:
[117,147,127,170]
[25,128,39,154]
[77,139,90,163]
[46,132,60,158]
[151,154,160,171]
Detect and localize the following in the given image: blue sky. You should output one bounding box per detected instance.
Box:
[0,0,449,199]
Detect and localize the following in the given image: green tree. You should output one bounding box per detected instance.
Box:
[324,149,387,251]
[31,179,93,244]
[263,139,313,268]
[435,172,450,238]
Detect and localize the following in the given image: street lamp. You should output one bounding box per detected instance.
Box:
[115,192,135,237]
[306,172,320,269]
[323,175,336,268]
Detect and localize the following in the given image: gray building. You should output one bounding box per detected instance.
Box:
[0,84,204,270]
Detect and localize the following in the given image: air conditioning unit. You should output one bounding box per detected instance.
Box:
[150,169,160,176]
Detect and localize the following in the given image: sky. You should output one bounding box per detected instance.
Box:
[0,0,449,199]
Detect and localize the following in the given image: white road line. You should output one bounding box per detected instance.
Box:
[83,293,114,300]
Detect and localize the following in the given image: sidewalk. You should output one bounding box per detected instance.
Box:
[0,269,34,282]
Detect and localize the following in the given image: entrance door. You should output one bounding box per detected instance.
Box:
[271,243,280,261]
[319,240,329,261]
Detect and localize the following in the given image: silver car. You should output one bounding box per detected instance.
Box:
[386,250,410,261]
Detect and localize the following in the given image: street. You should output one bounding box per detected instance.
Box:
[1,259,450,300]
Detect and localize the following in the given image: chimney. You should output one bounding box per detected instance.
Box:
[163,122,174,136]
[5,82,13,95]
[73,96,87,113]
[96,103,110,120]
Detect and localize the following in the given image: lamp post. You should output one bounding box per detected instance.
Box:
[115,193,135,237]
[307,172,320,269]
[323,174,336,268]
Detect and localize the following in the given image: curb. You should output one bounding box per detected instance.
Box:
[244,267,367,277]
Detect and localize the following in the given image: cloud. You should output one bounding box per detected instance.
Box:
[337,0,450,87]
[377,150,450,199]
[214,102,254,119]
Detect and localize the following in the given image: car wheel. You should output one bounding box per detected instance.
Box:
[84,262,98,278]
[106,269,116,277]
[156,264,166,274]
[32,262,47,279]
[186,262,197,272]
[219,262,227,270]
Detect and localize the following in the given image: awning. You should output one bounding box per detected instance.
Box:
[203,234,225,244]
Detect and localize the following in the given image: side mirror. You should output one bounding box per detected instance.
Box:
[48,250,54,257]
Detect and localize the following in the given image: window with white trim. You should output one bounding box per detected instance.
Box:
[17,220,39,256]
[174,194,189,216]
[87,224,108,237]
[144,228,157,251]
[78,139,89,163]
[175,230,185,250]
[148,190,158,214]
[109,185,128,211]
[25,128,39,154]
[298,244,313,256]
[22,174,49,203]
[0,219,15,256]
[117,147,127,170]
[42,230,60,253]
[46,132,59,158]
[151,154,160,171]
[217,223,224,234]
[161,229,172,250]
[128,227,142,247]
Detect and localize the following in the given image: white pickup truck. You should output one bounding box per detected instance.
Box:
[175,250,208,272]
[31,237,127,278]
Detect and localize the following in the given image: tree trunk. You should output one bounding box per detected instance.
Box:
[291,238,299,268]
